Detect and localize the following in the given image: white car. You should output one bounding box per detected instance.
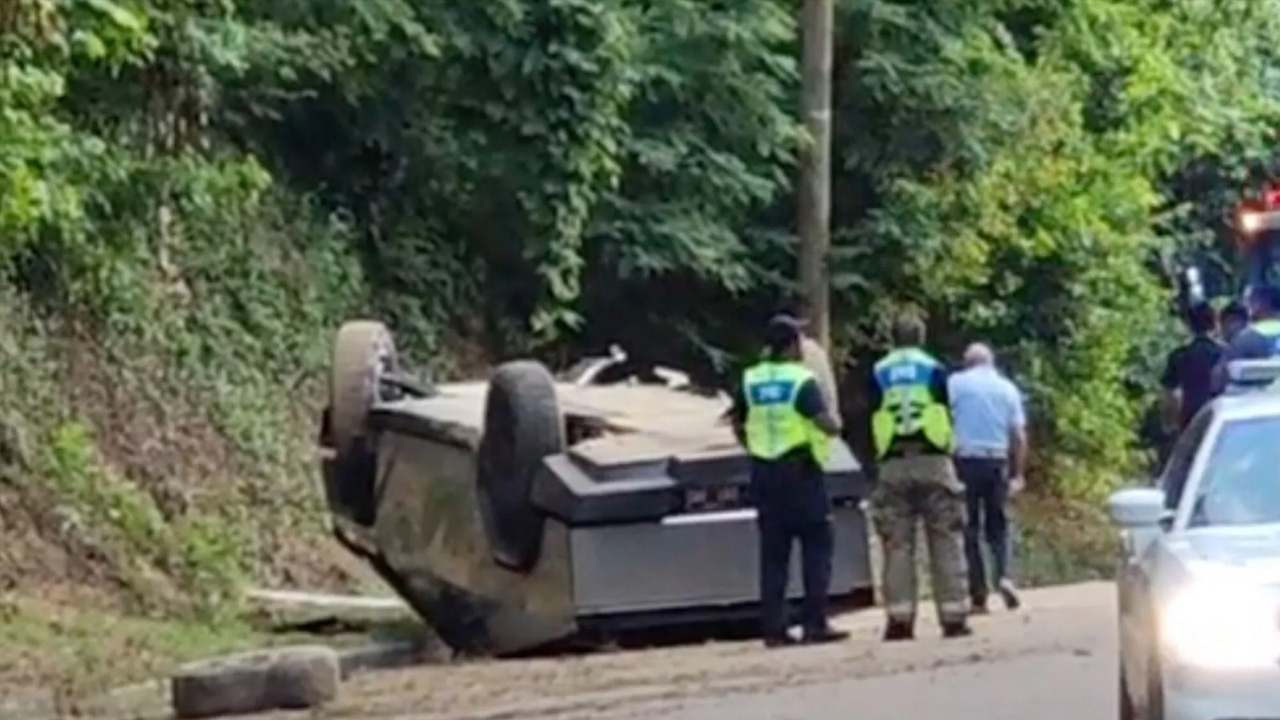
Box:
[1110,359,1280,720]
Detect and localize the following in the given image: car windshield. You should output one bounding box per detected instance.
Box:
[1190,414,1280,527]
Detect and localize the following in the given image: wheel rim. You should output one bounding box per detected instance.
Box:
[363,334,396,403]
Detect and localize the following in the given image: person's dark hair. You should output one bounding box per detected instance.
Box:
[891,314,926,346]
[1186,302,1216,335]
[764,316,802,355]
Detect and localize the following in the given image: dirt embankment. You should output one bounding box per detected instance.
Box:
[0,309,367,697]
[2,331,353,597]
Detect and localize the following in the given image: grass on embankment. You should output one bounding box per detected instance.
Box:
[1015,491,1118,587]
[0,231,377,704]
[0,594,286,708]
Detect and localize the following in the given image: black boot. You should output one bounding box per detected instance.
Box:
[763,632,799,649]
[941,619,973,638]
[970,596,989,615]
[803,626,850,645]
[883,618,914,642]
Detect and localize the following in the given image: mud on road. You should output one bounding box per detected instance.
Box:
[242,582,1115,720]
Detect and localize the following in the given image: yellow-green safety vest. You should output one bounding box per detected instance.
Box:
[870,347,953,458]
[742,361,831,466]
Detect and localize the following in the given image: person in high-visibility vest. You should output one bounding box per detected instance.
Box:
[730,313,846,648]
[1212,284,1280,393]
[866,314,972,641]
[1240,285,1280,352]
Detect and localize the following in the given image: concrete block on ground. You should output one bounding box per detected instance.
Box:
[170,644,340,719]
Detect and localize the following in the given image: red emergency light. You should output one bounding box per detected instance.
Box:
[1235,182,1280,241]
[1265,186,1280,208]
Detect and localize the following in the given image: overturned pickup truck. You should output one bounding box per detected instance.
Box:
[318,321,874,656]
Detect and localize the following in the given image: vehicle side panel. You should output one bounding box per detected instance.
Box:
[569,506,871,614]
[1118,529,1161,711]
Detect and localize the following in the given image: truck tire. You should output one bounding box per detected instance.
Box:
[328,320,397,526]
[477,360,564,573]
[330,320,398,455]
[170,646,340,718]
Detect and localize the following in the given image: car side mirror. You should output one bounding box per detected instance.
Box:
[1107,487,1168,528]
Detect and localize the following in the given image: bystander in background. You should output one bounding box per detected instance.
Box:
[1220,300,1248,345]
[947,343,1027,613]
[1160,303,1222,441]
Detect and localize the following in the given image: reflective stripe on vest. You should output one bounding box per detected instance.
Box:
[742,361,831,465]
[1252,319,1280,355]
[870,347,953,458]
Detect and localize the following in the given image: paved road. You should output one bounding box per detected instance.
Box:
[613,652,1110,720]
[294,581,1116,720]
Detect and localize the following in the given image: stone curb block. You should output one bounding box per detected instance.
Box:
[171,645,340,719]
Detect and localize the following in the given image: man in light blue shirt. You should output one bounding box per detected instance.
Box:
[948,343,1028,613]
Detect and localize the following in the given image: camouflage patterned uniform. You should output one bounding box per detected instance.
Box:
[867,341,969,636]
[870,453,969,626]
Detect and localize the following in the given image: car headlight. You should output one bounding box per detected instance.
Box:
[1161,584,1280,668]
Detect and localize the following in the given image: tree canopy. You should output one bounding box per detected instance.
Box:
[3,0,1280,607]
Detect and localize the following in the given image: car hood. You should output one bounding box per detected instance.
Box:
[1171,524,1280,585]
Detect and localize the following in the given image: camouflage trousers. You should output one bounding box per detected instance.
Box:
[870,454,969,625]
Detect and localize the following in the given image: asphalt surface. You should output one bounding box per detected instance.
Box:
[615,653,1111,720]
[291,581,1118,720]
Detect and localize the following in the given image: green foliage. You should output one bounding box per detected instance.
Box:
[823,0,1280,496]
[0,0,369,617]
[40,420,251,617]
[4,0,1280,624]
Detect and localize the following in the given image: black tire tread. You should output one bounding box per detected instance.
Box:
[477,360,563,572]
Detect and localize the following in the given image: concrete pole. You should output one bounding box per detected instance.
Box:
[797,0,834,351]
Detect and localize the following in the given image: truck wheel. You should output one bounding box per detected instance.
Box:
[477,360,563,573]
[328,320,397,526]
[170,646,340,718]
[331,320,398,453]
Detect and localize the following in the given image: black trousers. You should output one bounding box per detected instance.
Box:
[954,457,1011,602]
[751,456,832,639]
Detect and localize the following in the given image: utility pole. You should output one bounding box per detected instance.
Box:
[797,0,834,351]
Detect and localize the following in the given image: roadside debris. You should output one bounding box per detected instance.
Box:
[244,587,415,633]
[170,645,340,718]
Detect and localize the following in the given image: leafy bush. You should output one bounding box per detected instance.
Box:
[4,0,1280,623]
